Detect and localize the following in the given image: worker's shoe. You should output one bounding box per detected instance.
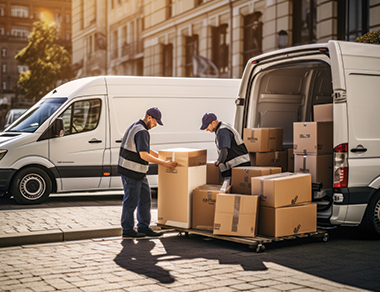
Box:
[122,230,146,238]
[138,227,163,237]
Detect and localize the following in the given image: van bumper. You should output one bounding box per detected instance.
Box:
[0,169,15,194]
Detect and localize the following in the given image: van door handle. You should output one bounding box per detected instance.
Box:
[115,140,122,143]
[89,138,102,144]
[350,145,367,153]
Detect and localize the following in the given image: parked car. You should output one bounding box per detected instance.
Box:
[3,109,28,130]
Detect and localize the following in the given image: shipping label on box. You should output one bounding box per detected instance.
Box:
[158,148,207,167]
[314,104,333,122]
[249,151,287,171]
[293,122,333,155]
[231,166,281,195]
[192,185,231,230]
[294,154,333,188]
[207,162,222,185]
[259,203,317,237]
[251,172,311,208]
[213,193,260,237]
[158,164,206,229]
[244,128,283,152]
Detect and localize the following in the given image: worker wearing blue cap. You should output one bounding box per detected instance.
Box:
[200,112,250,189]
[118,107,177,238]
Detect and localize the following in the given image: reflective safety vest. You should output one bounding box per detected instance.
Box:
[215,122,250,174]
[118,122,149,180]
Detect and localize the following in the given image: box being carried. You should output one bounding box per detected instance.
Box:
[158,148,207,229]
[231,166,281,195]
[259,203,317,237]
[213,193,260,237]
[243,128,283,152]
[251,172,311,208]
[192,184,231,231]
[293,122,333,155]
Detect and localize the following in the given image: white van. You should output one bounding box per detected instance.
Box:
[236,40,380,236]
[0,76,240,204]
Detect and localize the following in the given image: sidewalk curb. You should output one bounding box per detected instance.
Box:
[0,225,163,248]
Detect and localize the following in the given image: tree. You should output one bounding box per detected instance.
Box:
[15,20,73,101]
[355,30,380,45]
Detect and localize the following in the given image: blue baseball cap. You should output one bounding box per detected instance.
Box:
[146,107,163,126]
[200,113,217,130]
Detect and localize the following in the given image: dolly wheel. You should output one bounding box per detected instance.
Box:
[256,244,265,253]
[322,233,329,242]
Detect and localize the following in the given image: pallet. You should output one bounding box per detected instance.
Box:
[157,225,329,253]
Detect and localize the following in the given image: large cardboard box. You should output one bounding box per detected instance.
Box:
[158,148,207,167]
[231,166,281,195]
[207,162,222,185]
[192,185,231,230]
[243,128,283,152]
[287,148,294,172]
[293,122,333,155]
[213,193,260,237]
[259,203,317,237]
[158,148,207,229]
[314,104,333,122]
[249,151,287,171]
[251,172,311,208]
[294,154,333,188]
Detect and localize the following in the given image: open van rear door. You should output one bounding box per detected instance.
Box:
[330,41,380,187]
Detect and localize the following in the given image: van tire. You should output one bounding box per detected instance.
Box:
[11,167,52,205]
[360,191,380,238]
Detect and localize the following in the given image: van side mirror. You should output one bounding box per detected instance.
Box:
[37,118,65,141]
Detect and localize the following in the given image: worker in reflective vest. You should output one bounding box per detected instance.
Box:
[200,112,251,189]
[118,107,177,238]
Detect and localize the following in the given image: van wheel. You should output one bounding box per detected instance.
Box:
[11,167,52,205]
[360,191,380,238]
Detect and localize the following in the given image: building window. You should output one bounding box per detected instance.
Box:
[11,27,29,38]
[2,64,6,73]
[292,0,316,45]
[337,0,369,41]
[66,14,70,23]
[55,13,62,23]
[0,7,4,16]
[66,34,71,41]
[243,12,263,66]
[1,48,7,57]
[11,6,29,18]
[17,65,28,73]
[212,24,229,76]
[2,82,6,90]
[163,44,173,77]
[185,35,198,77]
[0,27,4,35]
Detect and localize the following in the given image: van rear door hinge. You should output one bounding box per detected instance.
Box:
[333,90,347,102]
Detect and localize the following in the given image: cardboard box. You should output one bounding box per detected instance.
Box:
[158,148,207,229]
[243,128,283,152]
[207,162,222,185]
[249,151,287,171]
[287,148,294,172]
[251,172,311,208]
[231,166,281,195]
[158,148,207,167]
[192,184,231,230]
[259,203,317,237]
[314,104,333,122]
[293,122,333,155]
[294,154,333,188]
[213,193,260,237]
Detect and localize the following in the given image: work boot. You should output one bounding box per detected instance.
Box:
[138,227,163,237]
[122,230,146,238]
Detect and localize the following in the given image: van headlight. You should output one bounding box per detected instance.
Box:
[0,150,7,161]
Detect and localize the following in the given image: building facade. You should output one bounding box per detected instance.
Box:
[0,0,71,129]
[72,0,380,80]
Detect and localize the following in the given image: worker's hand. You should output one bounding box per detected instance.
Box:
[164,161,178,169]
[214,160,220,166]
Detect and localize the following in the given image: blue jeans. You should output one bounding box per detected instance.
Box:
[120,175,151,233]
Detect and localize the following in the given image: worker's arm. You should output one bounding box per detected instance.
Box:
[140,151,177,169]
[215,147,228,166]
[149,149,159,158]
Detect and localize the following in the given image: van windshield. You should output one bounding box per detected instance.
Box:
[5,98,68,133]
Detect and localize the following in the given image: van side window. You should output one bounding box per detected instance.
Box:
[60,99,101,136]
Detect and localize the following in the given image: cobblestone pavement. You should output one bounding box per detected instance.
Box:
[0,234,372,292]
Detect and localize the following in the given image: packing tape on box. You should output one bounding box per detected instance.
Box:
[301,155,310,173]
[232,196,241,232]
[256,172,295,196]
[240,168,250,188]
[207,190,212,201]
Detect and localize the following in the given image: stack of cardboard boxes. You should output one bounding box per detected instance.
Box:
[293,104,333,188]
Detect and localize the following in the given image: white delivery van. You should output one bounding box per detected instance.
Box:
[0,76,240,204]
[236,40,380,236]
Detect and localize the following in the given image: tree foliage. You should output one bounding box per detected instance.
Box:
[15,20,73,101]
[355,30,380,45]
